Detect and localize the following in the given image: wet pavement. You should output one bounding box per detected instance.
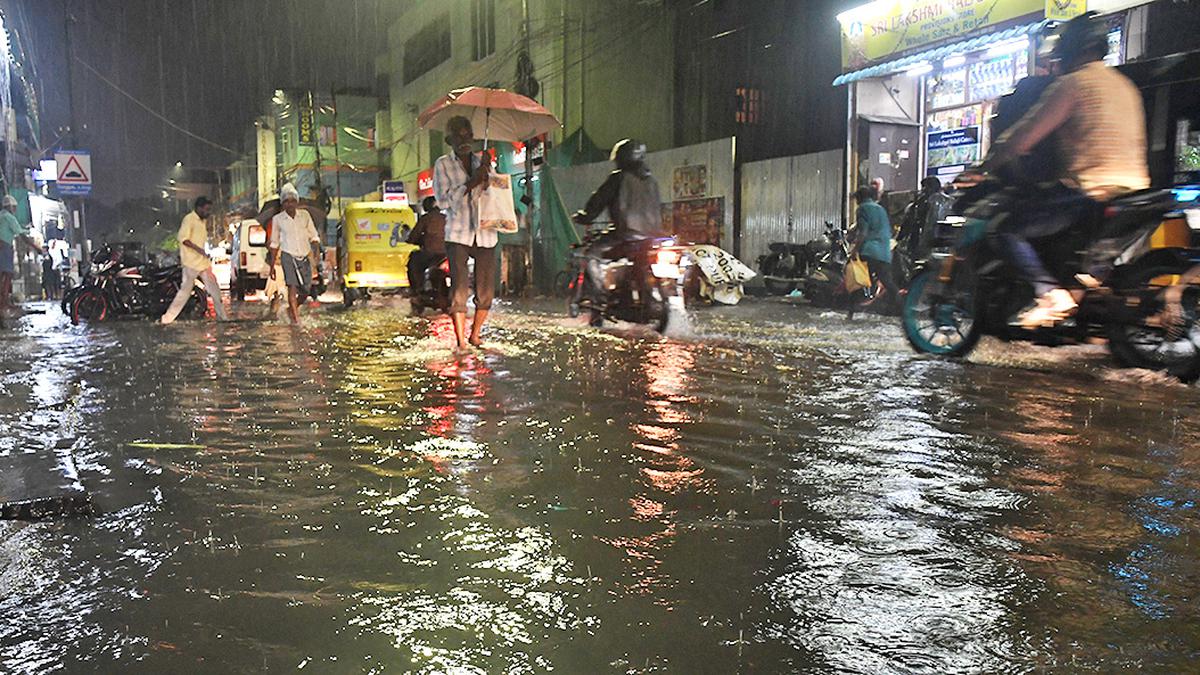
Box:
[2,297,1200,673]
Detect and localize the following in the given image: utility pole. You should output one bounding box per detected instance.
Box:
[63,0,89,270]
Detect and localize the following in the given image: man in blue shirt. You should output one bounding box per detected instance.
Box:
[851,186,898,305]
[0,194,43,312]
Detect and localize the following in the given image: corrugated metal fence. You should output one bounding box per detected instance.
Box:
[740,149,843,270]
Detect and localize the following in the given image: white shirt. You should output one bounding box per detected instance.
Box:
[433,152,498,248]
[269,208,321,258]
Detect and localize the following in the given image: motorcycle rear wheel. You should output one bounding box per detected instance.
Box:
[648,281,672,333]
[902,269,981,358]
[1107,264,1200,382]
[71,289,108,324]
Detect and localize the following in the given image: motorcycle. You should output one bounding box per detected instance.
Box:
[758,242,810,295]
[409,255,451,316]
[801,221,863,307]
[901,180,1200,381]
[69,246,206,324]
[566,229,690,333]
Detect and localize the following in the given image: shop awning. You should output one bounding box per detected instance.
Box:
[833,21,1048,86]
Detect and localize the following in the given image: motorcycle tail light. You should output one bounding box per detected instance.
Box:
[656,250,680,266]
[439,259,451,273]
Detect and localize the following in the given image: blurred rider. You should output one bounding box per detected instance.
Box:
[982,12,1149,329]
[406,196,446,295]
[571,139,667,302]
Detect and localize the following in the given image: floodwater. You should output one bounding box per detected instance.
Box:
[2,298,1200,673]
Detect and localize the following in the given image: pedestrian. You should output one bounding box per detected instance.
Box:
[433,115,496,352]
[41,252,60,301]
[267,183,322,324]
[0,194,43,312]
[406,196,447,296]
[161,196,230,324]
[898,177,950,261]
[870,177,886,202]
[851,186,898,307]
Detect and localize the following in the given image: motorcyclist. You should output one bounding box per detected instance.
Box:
[990,27,1064,184]
[979,11,1149,329]
[406,196,446,296]
[571,139,667,303]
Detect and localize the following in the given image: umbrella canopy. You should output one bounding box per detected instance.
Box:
[255,198,328,230]
[417,87,560,143]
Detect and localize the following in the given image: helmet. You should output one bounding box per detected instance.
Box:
[1052,12,1109,64]
[2,195,16,208]
[610,138,647,169]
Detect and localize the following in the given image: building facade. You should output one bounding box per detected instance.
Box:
[380,0,675,188]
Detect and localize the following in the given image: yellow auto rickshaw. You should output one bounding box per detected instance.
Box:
[338,201,419,307]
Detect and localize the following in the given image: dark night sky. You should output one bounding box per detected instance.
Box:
[7,0,404,205]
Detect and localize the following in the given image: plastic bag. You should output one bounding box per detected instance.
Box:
[844,255,871,292]
[478,173,518,233]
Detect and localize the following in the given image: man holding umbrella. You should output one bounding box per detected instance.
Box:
[434,115,495,351]
[419,87,561,352]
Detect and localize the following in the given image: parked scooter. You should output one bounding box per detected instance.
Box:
[801,221,855,307]
[758,242,810,295]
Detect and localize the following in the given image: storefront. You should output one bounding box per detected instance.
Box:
[833,0,1150,217]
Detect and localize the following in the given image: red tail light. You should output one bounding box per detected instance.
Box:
[354,260,362,272]
[439,259,450,273]
[240,252,247,267]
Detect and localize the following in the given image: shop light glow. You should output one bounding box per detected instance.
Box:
[941,55,967,69]
[904,62,933,76]
[986,37,1029,58]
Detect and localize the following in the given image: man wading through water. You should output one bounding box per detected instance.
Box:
[161,196,229,324]
[433,115,497,352]
[268,183,322,324]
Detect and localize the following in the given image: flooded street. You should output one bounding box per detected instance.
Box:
[3,299,1200,673]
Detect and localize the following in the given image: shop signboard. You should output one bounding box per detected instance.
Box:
[838,0,1044,70]
[416,169,435,198]
[298,94,316,146]
[256,125,277,207]
[382,180,409,206]
[1046,0,1087,22]
[926,126,980,177]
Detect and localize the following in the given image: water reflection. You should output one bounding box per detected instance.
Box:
[3,303,1200,672]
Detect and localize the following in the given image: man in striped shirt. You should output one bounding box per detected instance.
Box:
[433,115,496,352]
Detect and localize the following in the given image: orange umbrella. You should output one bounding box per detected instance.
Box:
[417,87,560,144]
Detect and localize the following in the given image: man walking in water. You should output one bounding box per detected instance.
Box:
[268,183,322,324]
[433,115,496,352]
[161,196,229,324]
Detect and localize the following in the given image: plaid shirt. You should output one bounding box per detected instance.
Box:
[433,152,497,248]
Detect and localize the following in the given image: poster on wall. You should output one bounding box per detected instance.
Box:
[662,197,724,246]
[672,165,708,200]
[926,126,980,178]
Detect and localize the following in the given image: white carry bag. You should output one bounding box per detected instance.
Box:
[478,173,519,234]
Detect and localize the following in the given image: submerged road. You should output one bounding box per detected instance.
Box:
[2,298,1198,672]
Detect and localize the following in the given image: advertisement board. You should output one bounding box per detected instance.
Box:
[838,0,1043,69]
[663,197,724,246]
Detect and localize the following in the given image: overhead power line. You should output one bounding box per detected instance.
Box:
[72,55,239,156]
